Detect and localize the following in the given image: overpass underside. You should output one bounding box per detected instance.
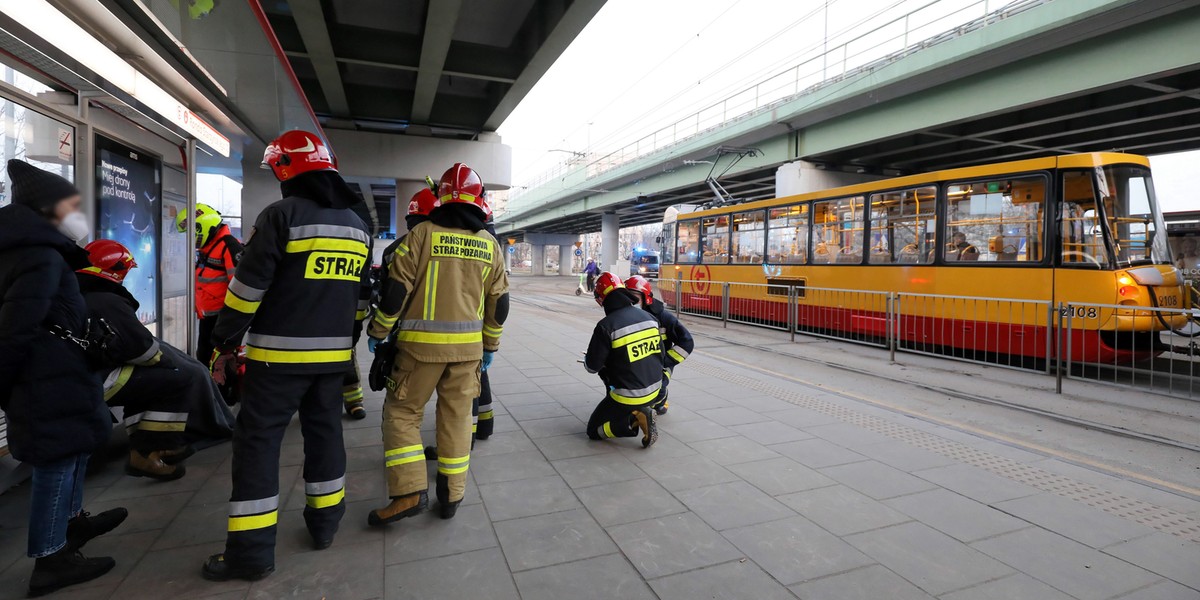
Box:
[501,0,1200,240]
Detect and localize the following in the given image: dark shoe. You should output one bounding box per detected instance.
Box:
[201,554,274,582]
[66,508,128,551]
[633,407,658,448]
[344,401,366,420]
[126,450,186,481]
[654,400,669,416]
[474,431,490,441]
[423,446,438,461]
[367,491,427,527]
[439,500,462,520]
[312,537,333,551]
[28,548,115,597]
[160,445,195,466]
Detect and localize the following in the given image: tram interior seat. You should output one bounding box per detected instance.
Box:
[898,244,920,263]
[836,248,862,264]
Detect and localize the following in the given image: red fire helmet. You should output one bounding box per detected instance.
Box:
[407,187,440,217]
[624,275,654,304]
[593,271,625,306]
[78,239,138,283]
[261,130,336,182]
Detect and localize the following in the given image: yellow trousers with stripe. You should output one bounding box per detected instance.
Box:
[382,351,481,502]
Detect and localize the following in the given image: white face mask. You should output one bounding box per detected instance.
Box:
[56,211,90,244]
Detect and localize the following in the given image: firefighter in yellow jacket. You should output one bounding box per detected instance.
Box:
[366,163,508,523]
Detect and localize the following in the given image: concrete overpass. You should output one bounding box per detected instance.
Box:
[498,0,1200,266]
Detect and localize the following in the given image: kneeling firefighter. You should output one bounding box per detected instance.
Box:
[76,240,234,481]
[624,275,692,415]
[584,272,662,447]
[367,163,509,524]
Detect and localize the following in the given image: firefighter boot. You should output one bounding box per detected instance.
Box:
[367,491,428,527]
[343,385,366,420]
[28,548,115,597]
[66,508,128,551]
[126,450,186,481]
[201,554,274,582]
[632,407,658,448]
[160,445,196,466]
[654,387,670,416]
[435,474,461,520]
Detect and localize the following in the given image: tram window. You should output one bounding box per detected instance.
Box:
[701,216,730,264]
[1060,170,1109,269]
[662,222,676,264]
[868,186,937,264]
[731,210,765,264]
[945,177,1044,264]
[767,204,809,264]
[677,220,700,263]
[812,197,866,264]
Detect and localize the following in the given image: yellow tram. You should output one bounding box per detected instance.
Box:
[657,153,1185,362]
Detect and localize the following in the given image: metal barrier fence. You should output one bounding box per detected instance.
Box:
[797,286,891,347]
[1062,302,1199,400]
[725,282,792,331]
[895,293,1054,373]
[653,277,1200,400]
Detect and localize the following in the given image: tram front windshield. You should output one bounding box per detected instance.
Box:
[1097,166,1171,267]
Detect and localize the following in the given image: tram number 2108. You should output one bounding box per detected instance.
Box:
[1060,306,1099,319]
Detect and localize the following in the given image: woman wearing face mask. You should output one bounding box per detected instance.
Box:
[0,159,128,597]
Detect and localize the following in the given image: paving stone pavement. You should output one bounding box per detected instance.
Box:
[0,297,1198,600]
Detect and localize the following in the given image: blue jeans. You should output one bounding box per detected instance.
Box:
[27,453,89,558]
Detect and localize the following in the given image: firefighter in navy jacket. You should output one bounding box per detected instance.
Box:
[201,131,371,582]
[625,275,693,415]
[584,273,662,447]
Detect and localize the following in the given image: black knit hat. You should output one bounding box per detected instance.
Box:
[7,159,79,214]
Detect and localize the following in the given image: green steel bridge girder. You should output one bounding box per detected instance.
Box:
[501,0,1200,234]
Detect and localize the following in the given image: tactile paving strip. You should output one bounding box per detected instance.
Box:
[692,360,1200,542]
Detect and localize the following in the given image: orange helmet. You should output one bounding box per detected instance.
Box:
[408,187,440,217]
[78,239,137,283]
[437,162,488,216]
[262,130,335,182]
[593,271,625,306]
[624,275,654,304]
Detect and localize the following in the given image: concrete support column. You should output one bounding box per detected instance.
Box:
[559,245,574,276]
[531,244,545,276]
[601,212,619,272]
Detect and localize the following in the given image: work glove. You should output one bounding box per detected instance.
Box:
[210,349,238,385]
[367,336,382,354]
[481,350,495,372]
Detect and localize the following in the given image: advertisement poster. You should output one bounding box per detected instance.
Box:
[95,135,161,328]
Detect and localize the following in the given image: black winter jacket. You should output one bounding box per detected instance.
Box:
[0,204,109,465]
[76,275,162,367]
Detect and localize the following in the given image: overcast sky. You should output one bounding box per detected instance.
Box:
[499,0,1198,214]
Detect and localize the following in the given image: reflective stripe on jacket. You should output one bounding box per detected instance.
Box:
[369,222,508,362]
[212,195,371,373]
[584,302,665,405]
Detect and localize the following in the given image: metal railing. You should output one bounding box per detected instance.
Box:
[505,0,1052,213]
[895,293,1054,372]
[653,276,1200,400]
[1062,302,1200,400]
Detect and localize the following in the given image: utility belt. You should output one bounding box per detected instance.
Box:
[368,333,399,392]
